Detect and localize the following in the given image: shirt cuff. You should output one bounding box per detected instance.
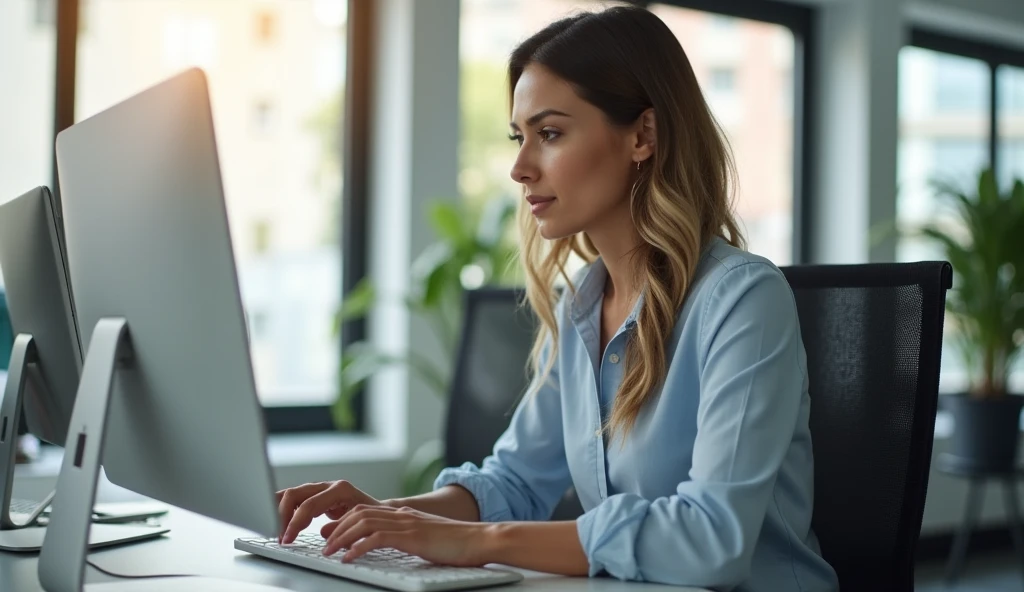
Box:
[576,494,648,580]
[433,463,514,523]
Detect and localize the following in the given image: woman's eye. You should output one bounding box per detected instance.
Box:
[538,129,561,142]
[508,133,524,147]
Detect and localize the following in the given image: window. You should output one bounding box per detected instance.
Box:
[897,48,989,264]
[934,52,989,113]
[650,4,799,265]
[74,0,354,428]
[459,1,808,267]
[897,33,1024,393]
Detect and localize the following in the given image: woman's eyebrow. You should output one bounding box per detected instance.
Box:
[509,109,571,131]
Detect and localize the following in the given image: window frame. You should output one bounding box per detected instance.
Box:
[50,0,372,434]
[909,29,1024,182]
[639,0,816,264]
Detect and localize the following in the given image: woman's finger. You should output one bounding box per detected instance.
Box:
[324,516,402,556]
[277,482,329,543]
[319,519,342,539]
[283,481,359,543]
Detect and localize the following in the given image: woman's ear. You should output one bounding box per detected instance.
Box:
[632,108,657,164]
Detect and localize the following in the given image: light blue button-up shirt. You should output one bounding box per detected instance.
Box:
[435,237,839,591]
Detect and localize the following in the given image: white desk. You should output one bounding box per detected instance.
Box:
[4,509,712,591]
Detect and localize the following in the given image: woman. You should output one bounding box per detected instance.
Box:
[278,6,839,590]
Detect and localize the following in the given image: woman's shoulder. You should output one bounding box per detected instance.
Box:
[685,237,796,328]
[692,237,788,291]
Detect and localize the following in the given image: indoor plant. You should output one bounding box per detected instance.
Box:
[918,168,1024,470]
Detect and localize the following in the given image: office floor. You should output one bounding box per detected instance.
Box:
[916,552,1024,591]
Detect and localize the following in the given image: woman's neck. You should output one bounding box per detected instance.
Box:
[586,219,643,306]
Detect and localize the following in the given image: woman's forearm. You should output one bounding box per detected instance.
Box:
[481,521,589,576]
[386,485,481,522]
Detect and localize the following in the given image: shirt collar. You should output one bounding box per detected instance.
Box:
[569,257,645,328]
[568,236,724,327]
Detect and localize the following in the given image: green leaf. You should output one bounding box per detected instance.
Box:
[331,342,407,430]
[978,168,999,205]
[334,278,376,328]
[428,202,469,245]
[410,242,456,308]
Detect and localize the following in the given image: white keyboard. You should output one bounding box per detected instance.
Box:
[9,498,45,523]
[235,533,524,592]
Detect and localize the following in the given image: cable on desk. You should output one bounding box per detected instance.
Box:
[86,559,194,580]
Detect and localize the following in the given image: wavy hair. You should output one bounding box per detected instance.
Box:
[512,6,745,442]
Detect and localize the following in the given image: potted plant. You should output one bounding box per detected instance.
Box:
[917,168,1024,471]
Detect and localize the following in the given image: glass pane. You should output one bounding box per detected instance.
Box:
[460,0,797,274]
[649,4,795,265]
[897,48,990,263]
[76,0,347,406]
[0,0,57,290]
[997,65,1024,189]
[897,47,990,393]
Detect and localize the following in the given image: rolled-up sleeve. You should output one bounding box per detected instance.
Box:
[576,263,806,589]
[434,335,572,523]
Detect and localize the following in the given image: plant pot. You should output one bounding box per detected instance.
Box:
[942,393,1024,472]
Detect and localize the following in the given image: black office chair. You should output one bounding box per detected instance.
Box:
[444,287,583,521]
[780,261,952,592]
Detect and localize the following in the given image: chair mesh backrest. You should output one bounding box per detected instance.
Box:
[780,262,951,592]
[445,288,535,468]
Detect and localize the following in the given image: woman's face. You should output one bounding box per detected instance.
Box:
[509,64,641,241]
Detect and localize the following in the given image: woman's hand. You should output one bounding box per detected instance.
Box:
[277,480,385,544]
[320,504,493,566]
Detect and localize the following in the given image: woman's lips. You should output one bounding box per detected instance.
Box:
[526,195,555,214]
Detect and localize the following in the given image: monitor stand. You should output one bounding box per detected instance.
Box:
[0,334,166,553]
[38,318,293,591]
[0,334,55,529]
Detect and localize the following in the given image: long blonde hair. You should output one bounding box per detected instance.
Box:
[511,6,745,442]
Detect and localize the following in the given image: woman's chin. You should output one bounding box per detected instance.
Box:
[537,219,574,241]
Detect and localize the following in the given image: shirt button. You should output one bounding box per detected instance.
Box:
[609,353,620,364]
[594,429,602,437]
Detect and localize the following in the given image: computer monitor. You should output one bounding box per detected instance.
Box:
[0,186,80,528]
[40,68,289,591]
[0,187,169,549]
